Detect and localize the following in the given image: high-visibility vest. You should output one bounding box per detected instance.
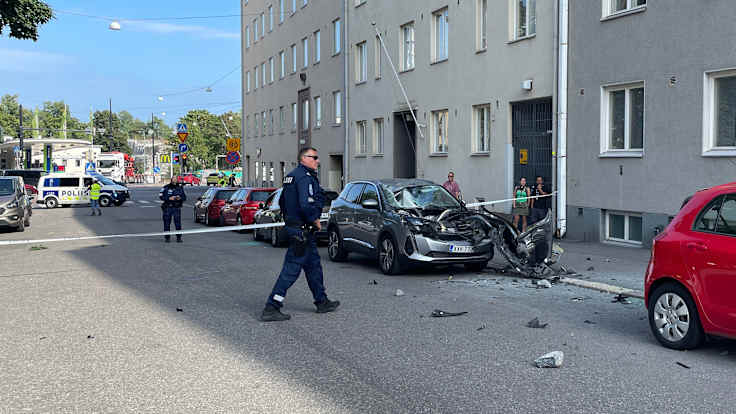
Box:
[90,183,101,200]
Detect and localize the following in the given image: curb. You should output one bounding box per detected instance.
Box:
[560,277,644,299]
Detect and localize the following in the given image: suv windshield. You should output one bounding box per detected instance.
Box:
[90,173,116,186]
[0,179,15,196]
[382,184,461,210]
[215,190,236,200]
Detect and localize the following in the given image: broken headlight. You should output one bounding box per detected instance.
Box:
[403,216,438,236]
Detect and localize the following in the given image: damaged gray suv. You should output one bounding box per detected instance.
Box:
[327,179,495,274]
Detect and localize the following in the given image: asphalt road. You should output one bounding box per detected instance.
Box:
[1,185,734,413]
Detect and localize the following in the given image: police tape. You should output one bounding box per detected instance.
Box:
[464,192,557,208]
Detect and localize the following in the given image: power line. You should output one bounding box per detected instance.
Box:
[156,65,242,98]
[53,9,261,21]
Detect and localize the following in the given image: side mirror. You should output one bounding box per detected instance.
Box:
[324,191,339,201]
[361,199,379,210]
[259,202,266,210]
[226,199,233,204]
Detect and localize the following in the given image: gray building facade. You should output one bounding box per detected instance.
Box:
[347,0,558,208]
[567,0,736,247]
[241,0,346,191]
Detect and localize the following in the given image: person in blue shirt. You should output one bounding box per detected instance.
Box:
[159,176,187,243]
[261,147,340,322]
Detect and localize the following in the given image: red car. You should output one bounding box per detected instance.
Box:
[24,184,38,196]
[198,187,237,226]
[176,173,201,186]
[645,182,736,349]
[219,187,275,227]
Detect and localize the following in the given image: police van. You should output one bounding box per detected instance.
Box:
[36,172,130,208]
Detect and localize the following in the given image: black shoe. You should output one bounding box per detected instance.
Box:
[261,305,291,322]
[176,236,183,243]
[90,212,95,216]
[164,236,171,243]
[315,299,340,314]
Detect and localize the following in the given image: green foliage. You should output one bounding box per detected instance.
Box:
[0,0,53,41]
[173,109,241,170]
[0,94,32,138]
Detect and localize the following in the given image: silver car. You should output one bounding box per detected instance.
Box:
[0,176,32,232]
[327,179,495,275]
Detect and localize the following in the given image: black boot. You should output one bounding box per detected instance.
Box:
[260,305,291,322]
[176,235,183,243]
[164,235,171,243]
[315,298,340,314]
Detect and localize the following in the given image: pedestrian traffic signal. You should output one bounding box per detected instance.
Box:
[173,154,180,164]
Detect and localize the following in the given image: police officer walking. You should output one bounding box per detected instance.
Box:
[261,147,339,322]
[87,178,102,216]
[159,176,187,243]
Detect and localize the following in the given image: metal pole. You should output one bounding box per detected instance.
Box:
[108,99,113,139]
[18,104,24,169]
[151,113,156,182]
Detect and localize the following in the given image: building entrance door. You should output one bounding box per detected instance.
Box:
[393,112,416,179]
[512,98,553,185]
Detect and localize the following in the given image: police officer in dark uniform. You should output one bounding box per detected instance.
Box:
[261,147,340,322]
[159,176,187,243]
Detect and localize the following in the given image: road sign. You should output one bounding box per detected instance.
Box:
[519,149,529,165]
[13,146,20,153]
[178,143,189,153]
[153,166,161,174]
[226,151,240,165]
[226,138,241,152]
[176,123,188,134]
[173,153,180,164]
[177,132,188,143]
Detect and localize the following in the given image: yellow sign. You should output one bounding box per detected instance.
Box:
[159,154,171,164]
[226,138,241,153]
[519,149,529,165]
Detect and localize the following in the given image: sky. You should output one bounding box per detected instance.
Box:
[0,1,243,126]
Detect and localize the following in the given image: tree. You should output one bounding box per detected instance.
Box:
[0,94,32,138]
[92,110,131,154]
[37,100,87,139]
[0,0,53,41]
[173,109,237,171]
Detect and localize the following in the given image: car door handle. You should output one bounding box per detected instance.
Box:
[686,242,708,252]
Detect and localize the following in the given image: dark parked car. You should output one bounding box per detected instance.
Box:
[0,176,31,232]
[252,188,335,247]
[193,187,237,225]
[645,181,736,349]
[1,169,47,187]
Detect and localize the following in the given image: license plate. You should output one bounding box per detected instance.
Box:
[320,212,329,219]
[449,245,473,254]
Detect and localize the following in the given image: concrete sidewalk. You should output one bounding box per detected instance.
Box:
[557,240,651,291]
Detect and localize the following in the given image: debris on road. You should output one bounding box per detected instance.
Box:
[536,280,552,289]
[369,280,378,285]
[676,362,691,369]
[586,266,595,271]
[604,258,612,263]
[526,317,548,329]
[611,294,632,304]
[477,324,486,331]
[87,335,94,339]
[176,308,184,312]
[431,309,468,318]
[584,320,596,325]
[570,297,585,302]
[586,257,592,261]
[39,336,47,340]
[535,351,564,368]
[395,289,405,297]
[29,245,48,251]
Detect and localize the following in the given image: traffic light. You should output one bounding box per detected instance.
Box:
[181,153,187,161]
[173,154,180,164]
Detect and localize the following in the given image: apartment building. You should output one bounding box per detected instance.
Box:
[566,0,736,247]
[347,0,558,207]
[241,0,346,190]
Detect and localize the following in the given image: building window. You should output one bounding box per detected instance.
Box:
[703,69,736,156]
[279,106,285,130]
[400,22,415,71]
[601,82,644,153]
[334,91,342,124]
[355,41,367,83]
[431,110,449,153]
[374,35,381,79]
[606,211,643,244]
[476,0,487,51]
[246,71,251,92]
[268,5,273,31]
[270,109,274,134]
[373,118,384,154]
[269,57,274,83]
[255,113,260,136]
[291,44,297,73]
[292,0,297,14]
[315,96,322,127]
[356,121,368,155]
[262,110,267,136]
[280,50,286,78]
[605,0,646,16]
[513,0,536,40]
[260,13,265,37]
[432,8,449,62]
[333,19,342,54]
[261,62,267,86]
[302,37,309,68]
[279,0,285,22]
[314,30,321,63]
[245,25,250,48]
[302,100,310,131]
[254,66,259,88]
[292,102,297,130]
[472,104,491,153]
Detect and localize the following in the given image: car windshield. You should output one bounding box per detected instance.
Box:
[215,190,236,200]
[98,160,117,169]
[90,173,116,186]
[250,191,271,202]
[0,179,15,196]
[382,184,461,210]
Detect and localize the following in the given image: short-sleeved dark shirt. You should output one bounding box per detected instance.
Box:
[532,184,551,211]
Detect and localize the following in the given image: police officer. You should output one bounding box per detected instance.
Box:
[159,176,187,243]
[87,178,102,216]
[261,147,339,322]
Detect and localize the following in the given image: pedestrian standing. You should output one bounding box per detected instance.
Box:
[261,147,340,322]
[159,176,187,243]
[218,174,227,187]
[228,174,236,187]
[87,179,102,216]
[529,176,551,224]
[512,177,530,232]
[442,171,462,200]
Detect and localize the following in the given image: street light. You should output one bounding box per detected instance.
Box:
[109,21,121,31]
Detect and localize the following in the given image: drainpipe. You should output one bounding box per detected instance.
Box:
[343,0,350,186]
[556,0,569,237]
[240,0,247,185]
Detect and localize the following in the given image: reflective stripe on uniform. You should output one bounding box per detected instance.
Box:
[90,184,101,200]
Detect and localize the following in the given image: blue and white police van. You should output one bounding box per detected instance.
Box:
[36,172,130,208]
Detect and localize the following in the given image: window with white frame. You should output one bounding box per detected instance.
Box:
[280,50,286,78]
[355,41,367,83]
[703,69,736,155]
[255,113,260,136]
[269,109,274,134]
[246,25,250,48]
[476,0,487,50]
[269,57,274,83]
[432,8,449,62]
[291,44,297,73]
[606,211,643,244]
[513,0,536,40]
[472,104,491,153]
[254,66,259,88]
[333,19,342,54]
[356,121,368,154]
[262,110,267,136]
[431,110,449,153]
[260,13,265,37]
[400,22,415,71]
[334,91,342,124]
[246,71,251,92]
[314,30,321,63]
[268,5,273,31]
[279,0,285,22]
[302,37,309,68]
[261,62,267,86]
[374,35,381,79]
[291,102,297,129]
[315,96,322,127]
[604,0,646,16]
[373,118,384,154]
[601,82,644,152]
[279,106,285,130]
[302,100,310,131]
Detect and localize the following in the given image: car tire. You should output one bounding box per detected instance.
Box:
[271,227,282,247]
[45,197,58,209]
[16,217,25,232]
[236,215,244,233]
[378,235,404,275]
[99,196,111,208]
[464,261,489,272]
[113,200,124,207]
[194,209,199,223]
[328,227,348,262]
[253,224,262,241]
[218,215,225,227]
[648,282,705,350]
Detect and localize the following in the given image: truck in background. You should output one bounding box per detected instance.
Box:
[97,152,125,183]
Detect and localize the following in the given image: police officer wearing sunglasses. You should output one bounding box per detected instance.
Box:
[261,147,340,322]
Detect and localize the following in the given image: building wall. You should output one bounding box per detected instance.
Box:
[242,0,346,190]
[347,0,556,206]
[567,1,736,246]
